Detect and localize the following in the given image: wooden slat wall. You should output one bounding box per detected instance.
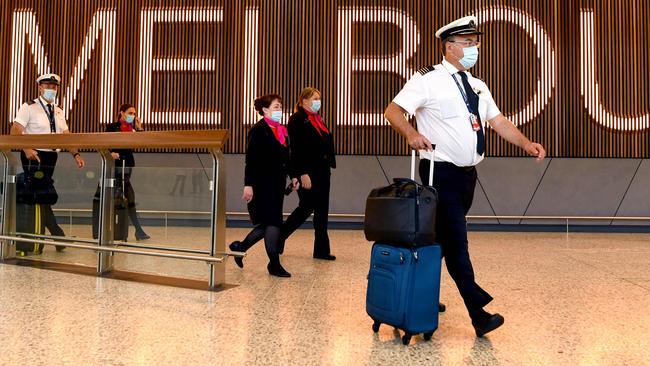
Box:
[0,0,648,157]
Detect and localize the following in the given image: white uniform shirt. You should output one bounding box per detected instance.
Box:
[13,96,69,135]
[393,59,501,167]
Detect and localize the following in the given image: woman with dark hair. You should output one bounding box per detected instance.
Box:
[229,94,298,277]
[104,103,150,240]
[281,87,336,260]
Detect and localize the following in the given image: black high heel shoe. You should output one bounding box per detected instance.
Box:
[229,241,244,268]
[313,253,336,261]
[135,230,150,241]
[267,262,291,278]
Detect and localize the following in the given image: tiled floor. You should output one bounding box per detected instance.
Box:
[1,228,649,365]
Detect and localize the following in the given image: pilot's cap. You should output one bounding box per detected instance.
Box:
[36,73,61,85]
[435,16,483,40]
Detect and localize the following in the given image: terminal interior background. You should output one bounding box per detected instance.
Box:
[1,0,649,365]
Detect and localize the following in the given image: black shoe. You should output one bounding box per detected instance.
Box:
[55,245,66,252]
[313,254,336,261]
[438,302,446,313]
[472,313,504,337]
[135,231,150,241]
[267,263,291,278]
[229,241,244,269]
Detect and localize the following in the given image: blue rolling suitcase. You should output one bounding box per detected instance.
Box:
[366,242,442,345]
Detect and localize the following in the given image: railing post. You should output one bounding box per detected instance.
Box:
[208,149,226,289]
[97,149,116,274]
[0,150,18,261]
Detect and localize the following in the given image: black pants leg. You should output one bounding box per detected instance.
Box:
[124,183,147,235]
[311,173,331,256]
[282,172,332,256]
[40,204,65,236]
[282,190,315,238]
[280,183,316,255]
[420,160,493,321]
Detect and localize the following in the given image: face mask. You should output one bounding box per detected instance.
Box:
[270,110,283,122]
[459,46,479,69]
[42,89,57,102]
[310,100,321,113]
[125,115,135,124]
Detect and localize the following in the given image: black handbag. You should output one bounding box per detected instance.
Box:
[16,162,58,205]
[364,149,437,247]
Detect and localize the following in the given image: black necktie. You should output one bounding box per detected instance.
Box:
[46,104,56,133]
[458,72,485,155]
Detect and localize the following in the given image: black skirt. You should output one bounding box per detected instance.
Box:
[247,175,286,226]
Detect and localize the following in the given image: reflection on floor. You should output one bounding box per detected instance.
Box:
[1,228,649,365]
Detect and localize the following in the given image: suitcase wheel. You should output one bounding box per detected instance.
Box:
[402,333,412,345]
[371,320,380,333]
[423,332,433,341]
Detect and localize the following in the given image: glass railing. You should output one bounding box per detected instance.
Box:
[0,130,231,289]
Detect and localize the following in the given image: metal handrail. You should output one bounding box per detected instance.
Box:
[117,242,212,255]
[13,232,241,256]
[43,208,650,221]
[15,232,98,244]
[0,235,225,263]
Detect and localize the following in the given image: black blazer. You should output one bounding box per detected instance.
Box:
[244,119,291,225]
[287,107,336,177]
[105,122,136,168]
[244,120,290,187]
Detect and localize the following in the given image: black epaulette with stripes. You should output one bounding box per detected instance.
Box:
[417,65,436,75]
[27,100,36,105]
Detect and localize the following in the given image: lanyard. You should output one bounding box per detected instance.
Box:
[37,98,56,133]
[451,73,477,115]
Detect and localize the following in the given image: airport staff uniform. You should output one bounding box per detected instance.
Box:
[13,74,69,240]
[392,19,501,322]
[283,106,336,258]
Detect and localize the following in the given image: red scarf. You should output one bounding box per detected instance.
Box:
[119,118,134,132]
[263,117,288,146]
[305,110,330,136]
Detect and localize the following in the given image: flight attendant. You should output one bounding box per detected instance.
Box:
[229,94,298,277]
[282,87,336,260]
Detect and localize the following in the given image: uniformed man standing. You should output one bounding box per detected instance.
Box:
[384,16,546,337]
[11,74,86,252]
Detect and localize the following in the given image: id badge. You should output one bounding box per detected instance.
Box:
[469,114,481,131]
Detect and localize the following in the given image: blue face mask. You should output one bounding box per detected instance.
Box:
[125,115,135,124]
[459,46,479,69]
[42,89,57,102]
[270,110,283,122]
[310,100,321,113]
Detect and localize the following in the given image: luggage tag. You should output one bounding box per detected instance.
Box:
[28,161,45,179]
[470,114,481,131]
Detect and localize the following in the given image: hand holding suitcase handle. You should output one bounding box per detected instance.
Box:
[410,146,436,187]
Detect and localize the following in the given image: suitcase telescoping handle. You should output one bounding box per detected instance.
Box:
[410,145,436,186]
[121,160,126,200]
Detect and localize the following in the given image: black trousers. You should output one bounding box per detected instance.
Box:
[420,159,493,320]
[282,171,331,256]
[20,151,66,237]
